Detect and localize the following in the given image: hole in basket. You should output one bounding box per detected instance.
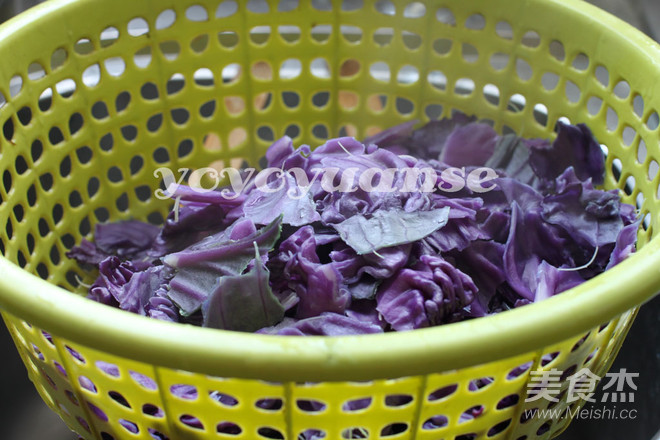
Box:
[587,95,603,116]
[120,419,139,434]
[218,422,242,435]
[278,25,301,44]
[496,20,513,39]
[565,80,581,104]
[497,394,520,409]
[99,133,114,151]
[385,394,413,407]
[572,52,589,71]
[465,13,485,30]
[156,9,176,29]
[134,45,152,69]
[490,52,509,71]
[100,433,114,440]
[109,391,131,408]
[381,423,408,436]
[428,384,458,401]
[537,422,552,436]
[373,27,393,46]
[423,415,448,430]
[121,125,138,142]
[282,91,300,109]
[199,99,216,118]
[147,113,163,132]
[38,88,52,111]
[49,127,64,146]
[74,38,93,55]
[280,59,302,80]
[218,31,239,49]
[541,71,559,91]
[210,390,239,406]
[549,40,565,61]
[55,78,76,98]
[522,30,540,48]
[153,147,170,164]
[248,0,270,13]
[375,0,395,15]
[129,371,157,390]
[141,82,159,100]
[402,30,421,50]
[82,63,100,87]
[342,428,369,439]
[455,78,475,96]
[217,0,238,17]
[461,43,478,63]
[311,24,332,43]
[595,65,609,87]
[92,100,109,120]
[51,47,67,70]
[638,141,649,167]
[159,40,180,61]
[296,399,327,412]
[128,17,149,37]
[541,351,560,366]
[436,7,455,25]
[256,398,283,410]
[460,405,484,423]
[180,415,203,430]
[104,57,125,77]
[285,124,301,138]
[258,125,275,141]
[279,0,299,12]
[340,59,361,78]
[312,91,330,108]
[433,38,452,56]
[186,4,208,21]
[142,403,164,418]
[250,25,271,45]
[469,377,494,391]
[634,94,645,118]
[507,362,533,379]
[488,419,512,437]
[77,417,90,432]
[87,402,108,422]
[68,112,83,136]
[311,58,331,79]
[312,124,329,139]
[516,58,533,81]
[342,397,372,411]
[607,107,619,131]
[171,107,190,125]
[370,61,390,82]
[623,125,637,147]
[258,427,285,439]
[193,68,213,87]
[613,80,630,100]
[404,2,425,18]
[96,361,120,377]
[646,111,659,130]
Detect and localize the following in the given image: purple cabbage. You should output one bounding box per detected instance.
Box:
[69,112,638,336]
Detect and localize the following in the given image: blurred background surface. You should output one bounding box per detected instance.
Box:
[0,0,658,439]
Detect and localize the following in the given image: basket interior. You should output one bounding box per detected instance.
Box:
[0,0,656,289]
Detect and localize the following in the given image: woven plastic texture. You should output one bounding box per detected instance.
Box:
[0,0,659,439]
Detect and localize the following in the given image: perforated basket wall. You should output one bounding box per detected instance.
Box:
[0,0,659,439]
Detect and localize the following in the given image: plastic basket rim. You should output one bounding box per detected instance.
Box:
[1,0,660,382]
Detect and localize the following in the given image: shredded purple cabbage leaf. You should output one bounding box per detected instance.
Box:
[67,113,639,335]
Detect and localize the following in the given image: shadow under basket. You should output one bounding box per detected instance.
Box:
[0,0,659,439]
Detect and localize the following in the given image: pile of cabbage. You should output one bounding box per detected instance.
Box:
[67,113,638,335]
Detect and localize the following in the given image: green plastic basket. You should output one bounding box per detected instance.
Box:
[0,0,659,438]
